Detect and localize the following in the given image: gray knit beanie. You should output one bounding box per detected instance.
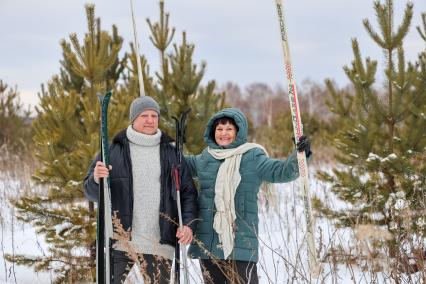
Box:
[129,96,161,122]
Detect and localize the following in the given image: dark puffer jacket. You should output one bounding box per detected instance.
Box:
[83,129,198,247]
[187,108,300,262]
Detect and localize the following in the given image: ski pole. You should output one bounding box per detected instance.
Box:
[273,0,320,277]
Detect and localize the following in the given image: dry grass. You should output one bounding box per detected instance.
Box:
[2,145,426,283]
[0,147,47,283]
[111,174,426,283]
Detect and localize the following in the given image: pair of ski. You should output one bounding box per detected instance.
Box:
[96,91,113,284]
[96,92,190,284]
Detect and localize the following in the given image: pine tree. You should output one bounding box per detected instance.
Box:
[141,1,225,153]
[6,2,226,282]
[0,80,31,153]
[6,5,131,283]
[317,0,426,263]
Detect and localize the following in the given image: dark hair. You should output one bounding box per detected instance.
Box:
[210,117,239,140]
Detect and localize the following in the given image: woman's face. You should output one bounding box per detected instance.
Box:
[215,122,237,146]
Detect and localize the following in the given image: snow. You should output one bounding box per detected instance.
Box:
[0,175,52,284]
[178,176,426,283]
[367,152,381,162]
[381,153,397,163]
[366,153,398,163]
[349,153,359,158]
[416,218,426,228]
[394,199,407,210]
[67,180,81,187]
[1,167,425,283]
[54,222,73,235]
[370,212,385,221]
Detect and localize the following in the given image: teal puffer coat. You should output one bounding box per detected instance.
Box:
[187,108,300,262]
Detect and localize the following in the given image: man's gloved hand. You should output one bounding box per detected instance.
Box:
[294,135,312,157]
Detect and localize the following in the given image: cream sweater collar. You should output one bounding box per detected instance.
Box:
[126,125,161,147]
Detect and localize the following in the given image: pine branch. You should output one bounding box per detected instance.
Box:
[417,13,426,42]
[393,2,413,47]
[146,1,175,52]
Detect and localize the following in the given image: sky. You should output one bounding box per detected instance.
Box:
[1,0,426,107]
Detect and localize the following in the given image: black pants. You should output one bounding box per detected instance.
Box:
[200,259,259,284]
[112,250,172,284]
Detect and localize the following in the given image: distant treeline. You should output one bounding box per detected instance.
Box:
[0,76,348,161]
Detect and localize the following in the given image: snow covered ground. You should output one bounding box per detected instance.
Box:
[1,170,424,283]
[167,178,393,284]
[0,178,52,283]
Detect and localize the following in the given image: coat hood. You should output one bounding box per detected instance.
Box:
[203,108,248,149]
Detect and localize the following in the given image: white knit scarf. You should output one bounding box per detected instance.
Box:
[207,143,273,259]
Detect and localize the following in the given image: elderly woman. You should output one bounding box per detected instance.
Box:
[186,108,311,284]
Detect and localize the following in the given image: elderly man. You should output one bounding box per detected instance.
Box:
[84,96,197,284]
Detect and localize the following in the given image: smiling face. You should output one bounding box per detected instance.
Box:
[132,109,159,135]
[214,122,237,146]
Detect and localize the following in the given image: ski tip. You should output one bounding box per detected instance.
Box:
[97,91,112,104]
[105,90,112,99]
[96,92,104,103]
[183,108,191,116]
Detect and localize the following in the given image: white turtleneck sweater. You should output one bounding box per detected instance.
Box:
[117,125,174,260]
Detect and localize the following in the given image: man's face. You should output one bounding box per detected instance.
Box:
[132,109,159,135]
